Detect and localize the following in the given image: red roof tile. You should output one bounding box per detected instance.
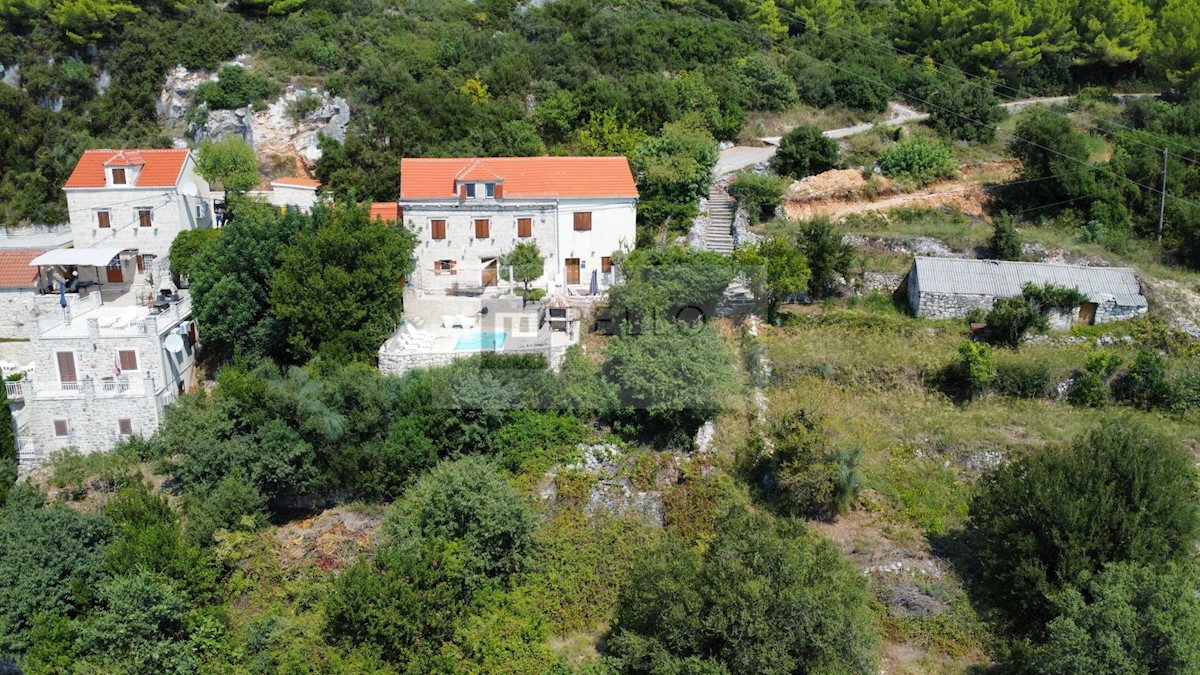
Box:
[0,249,46,287]
[271,176,322,189]
[400,157,638,200]
[65,149,190,189]
[370,202,400,221]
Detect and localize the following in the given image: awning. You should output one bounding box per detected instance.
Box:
[28,247,127,267]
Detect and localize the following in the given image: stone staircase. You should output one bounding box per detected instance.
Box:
[704,185,736,254]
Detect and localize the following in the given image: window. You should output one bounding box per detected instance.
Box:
[53,420,69,437]
[111,168,126,185]
[118,350,138,371]
[434,260,457,275]
[430,219,447,240]
[485,183,495,198]
[517,217,532,238]
[137,254,154,272]
[465,183,476,198]
[601,256,612,273]
[118,419,133,436]
[573,211,593,231]
[474,219,490,239]
[97,211,111,228]
[137,208,152,227]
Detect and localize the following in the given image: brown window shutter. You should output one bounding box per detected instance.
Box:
[136,255,145,272]
[111,168,125,185]
[475,219,490,239]
[97,211,111,228]
[574,212,592,231]
[517,217,532,238]
[138,209,152,227]
[54,420,69,437]
[602,256,612,273]
[431,220,446,240]
[119,350,138,371]
[56,352,76,383]
[459,184,468,199]
[118,419,133,435]
[494,183,504,199]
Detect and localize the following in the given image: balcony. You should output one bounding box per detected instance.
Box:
[26,377,151,399]
[16,437,41,464]
[5,381,25,400]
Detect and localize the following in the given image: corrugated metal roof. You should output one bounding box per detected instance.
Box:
[912,256,1147,307]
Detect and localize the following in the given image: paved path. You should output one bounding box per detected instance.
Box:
[702,93,1157,253]
[719,94,1156,178]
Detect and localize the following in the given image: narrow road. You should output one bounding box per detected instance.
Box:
[718,93,1157,177]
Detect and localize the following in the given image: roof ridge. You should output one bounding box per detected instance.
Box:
[914,256,1135,273]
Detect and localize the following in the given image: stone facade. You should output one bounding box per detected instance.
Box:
[13,296,197,463]
[910,288,1144,326]
[402,197,635,294]
[64,155,214,259]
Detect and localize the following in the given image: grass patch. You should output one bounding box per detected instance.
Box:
[740,103,886,141]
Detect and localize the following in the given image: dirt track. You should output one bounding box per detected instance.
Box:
[782,161,1018,222]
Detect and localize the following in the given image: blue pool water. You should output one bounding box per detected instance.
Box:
[454,331,507,351]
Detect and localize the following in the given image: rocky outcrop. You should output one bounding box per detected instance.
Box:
[159,58,350,169]
[193,86,350,169]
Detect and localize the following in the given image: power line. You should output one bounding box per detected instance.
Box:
[798,17,1200,167]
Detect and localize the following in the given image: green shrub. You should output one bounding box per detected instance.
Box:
[956,341,997,399]
[769,126,838,180]
[728,172,785,223]
[968,419,1200,632]
[521,287,546,302]
[1118,350,1170,409]
[1067,371,1110,407]
[984,296,1044,348]
[877,136,956,186]
[194,65,275,110]
[994,359,1054,398]
[988,212,1023,260]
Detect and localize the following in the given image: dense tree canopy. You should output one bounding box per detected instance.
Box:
[968,419,1200,631]
[609,508,880,674]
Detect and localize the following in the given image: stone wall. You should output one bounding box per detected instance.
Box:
[22,384,161,459]
[914,290,1145,326]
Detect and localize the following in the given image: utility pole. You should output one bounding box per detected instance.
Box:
[1157,148,1168,242]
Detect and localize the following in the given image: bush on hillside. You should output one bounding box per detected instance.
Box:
[876,136,956,186]
[994,359,1054,398]
[989,212,1024,261]
[968,419,1200,631]
[769,126,838,180]
[728,172,785,223]
[194,65,275,110]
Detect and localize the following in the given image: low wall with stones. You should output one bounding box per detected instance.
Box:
[378,339,571,378]
[915,290,1145,326]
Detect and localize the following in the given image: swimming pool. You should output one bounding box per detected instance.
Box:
[454,331,507,351]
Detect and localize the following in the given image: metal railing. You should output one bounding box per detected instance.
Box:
[153,295,192,334]
[16,437,40,463]
[5,381,25,399]
[37,292,103,334]
[97,378,148,396]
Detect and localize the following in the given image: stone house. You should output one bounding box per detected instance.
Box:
[64,149,215,263]
[8,288,197,464]
[397,156,638,296]
[906,256,1148,326]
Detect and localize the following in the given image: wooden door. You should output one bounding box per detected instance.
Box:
[56,352,77,384]
[482,259,498,287]
[565,258,580,285]
[106,260,124,283]
[1078,302,1098,325]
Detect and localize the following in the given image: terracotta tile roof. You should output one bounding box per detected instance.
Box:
[0,249,46,287]
[400,157,638,200]
[65,149,190,189]
[271,176,322,189]
[370,202,400,221]
[103,150,145,166]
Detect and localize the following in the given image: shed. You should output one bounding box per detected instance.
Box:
[906,256,1147,326]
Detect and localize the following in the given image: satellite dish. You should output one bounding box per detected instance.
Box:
[164,334,185,354]
[179,182,199,197]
